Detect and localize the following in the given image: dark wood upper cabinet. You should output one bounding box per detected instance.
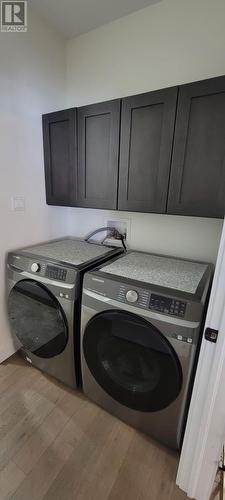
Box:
[118,88,178,213]
[42,109,77,206]
[167,76,225,218]
[42,76,225,218]
[77,100,121,209]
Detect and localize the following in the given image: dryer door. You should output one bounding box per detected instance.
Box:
[8,279,68,358]
[83,309,182,412]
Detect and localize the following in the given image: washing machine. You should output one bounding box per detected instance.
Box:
[7,237,123,389]
[80,251,212,449]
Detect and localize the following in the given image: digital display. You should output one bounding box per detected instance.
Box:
[45,265,67,282]
[149,293,186,317]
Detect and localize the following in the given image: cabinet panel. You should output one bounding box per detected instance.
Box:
[42,109,77,206]
[118,88,178,213]
[167,76,225,218]
[77,100,120,209]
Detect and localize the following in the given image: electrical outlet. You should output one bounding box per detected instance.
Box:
[11,196,26,212]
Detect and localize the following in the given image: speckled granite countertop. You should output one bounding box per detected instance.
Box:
[100,251,208,294]
[22,238,114,266]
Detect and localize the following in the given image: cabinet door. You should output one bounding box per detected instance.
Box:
[42,109,77,206]
[77,100,120,209]
[168,77,225,218]
[118,88,178,213]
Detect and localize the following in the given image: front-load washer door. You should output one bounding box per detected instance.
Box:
[83,310,182,412]
[8,279,68,358]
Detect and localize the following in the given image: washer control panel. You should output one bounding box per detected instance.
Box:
[117,286,186,317]
[149,293,186,318]
[118,285,150,308]
[45,265,67,282]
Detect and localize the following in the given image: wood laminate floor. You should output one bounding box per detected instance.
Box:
[0,355,190,500]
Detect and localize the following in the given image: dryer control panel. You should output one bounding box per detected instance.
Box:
[117,285,186,318]
[7,253,77,286]
[118,285,150,308]
[149,294,186,318]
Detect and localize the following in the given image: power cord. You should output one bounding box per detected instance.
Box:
[85,226,127,251]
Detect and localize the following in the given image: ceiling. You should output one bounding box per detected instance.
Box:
[30,0,162,39]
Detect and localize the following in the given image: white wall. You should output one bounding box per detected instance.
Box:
[67,208,222,263]
[0,9,69,362]
[67,0,225,103]
[66,0,224,262]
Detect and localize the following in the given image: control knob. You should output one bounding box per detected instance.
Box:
[126,290,138,303]
[31,262,41,273]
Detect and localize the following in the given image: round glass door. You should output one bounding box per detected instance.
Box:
[8,279,68,358]
[83,310,182,412]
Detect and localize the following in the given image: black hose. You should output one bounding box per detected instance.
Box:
[85,226,127,250]
[120,235,127,251]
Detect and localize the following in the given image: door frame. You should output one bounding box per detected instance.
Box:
[177,218,225,499]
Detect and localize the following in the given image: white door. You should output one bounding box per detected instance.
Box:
[177,219,225,500]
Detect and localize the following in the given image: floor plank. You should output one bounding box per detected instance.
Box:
[12,436,74,500]
[0,461,25,500]
[0,355,189,500]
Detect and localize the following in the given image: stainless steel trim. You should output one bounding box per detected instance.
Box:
[83,288,199,329]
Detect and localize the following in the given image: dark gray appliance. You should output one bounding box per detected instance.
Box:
[7,238,123,388]
[80,251,212,448]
